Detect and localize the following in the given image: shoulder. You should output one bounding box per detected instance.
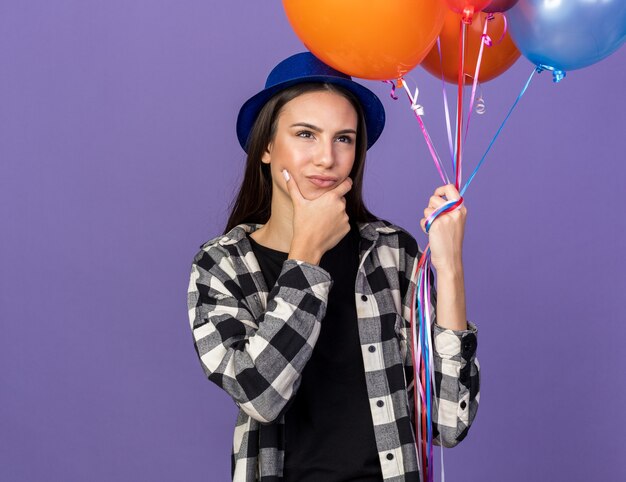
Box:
[192,223,261,271]
[198,223,260,251]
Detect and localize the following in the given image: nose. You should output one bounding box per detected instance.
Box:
[313,138,335,168]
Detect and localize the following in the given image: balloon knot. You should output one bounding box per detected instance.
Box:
[462,6,474,24]
[411,103,425,116]
[552,70,566,83]
[536,64,566,83]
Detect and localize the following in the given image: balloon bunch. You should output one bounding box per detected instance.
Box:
[284,0,625,81]
[283,1,625,480]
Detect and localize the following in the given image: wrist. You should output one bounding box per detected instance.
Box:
[288,253,322,265]
[288,241,323,265]
[434,259,464,277]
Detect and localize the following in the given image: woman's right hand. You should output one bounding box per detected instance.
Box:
[283,169,352,265]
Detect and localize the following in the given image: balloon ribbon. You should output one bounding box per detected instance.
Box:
[383,17,541,480]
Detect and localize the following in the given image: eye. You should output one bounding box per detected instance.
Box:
[296,130,315,139]
[336,135,354,144]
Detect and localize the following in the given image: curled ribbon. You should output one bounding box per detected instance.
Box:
[383,80,399,100]
[475,96,486,115]
[484,13,508,46]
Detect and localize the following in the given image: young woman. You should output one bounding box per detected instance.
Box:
[187,52,480,482]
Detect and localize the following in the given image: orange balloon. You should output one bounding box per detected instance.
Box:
[282,0,445,80]
[421,11,520,84]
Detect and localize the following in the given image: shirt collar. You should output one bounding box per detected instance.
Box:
[213,220,401,248]
[356,220,402,242]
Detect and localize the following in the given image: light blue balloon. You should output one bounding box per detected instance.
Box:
[507,0,626,73]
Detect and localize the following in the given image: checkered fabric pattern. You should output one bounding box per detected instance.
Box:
[187,220,480,481]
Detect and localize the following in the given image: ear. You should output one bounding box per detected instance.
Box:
[261,144,272,164]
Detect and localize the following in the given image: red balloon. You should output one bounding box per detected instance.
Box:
[421,11,520,84]
[484,0,518,13]
[282,0,445,80]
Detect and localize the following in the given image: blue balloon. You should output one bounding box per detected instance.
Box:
[507,0,626,73]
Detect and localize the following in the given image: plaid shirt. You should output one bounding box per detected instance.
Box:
[187,220,480,481]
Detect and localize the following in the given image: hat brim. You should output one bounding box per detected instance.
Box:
[236,75,385,152]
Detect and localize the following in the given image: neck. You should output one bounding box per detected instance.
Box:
[250,191,294,253]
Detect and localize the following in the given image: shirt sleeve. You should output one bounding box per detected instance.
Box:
[399,231,480,448]
[187,246,332,424]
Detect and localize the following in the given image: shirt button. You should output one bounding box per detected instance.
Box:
[460,401,467,409]
[386,453,394,461]
[361,295,368,302]
[376,400,384,407]
[462,334,477,354]
[368,345,376,353]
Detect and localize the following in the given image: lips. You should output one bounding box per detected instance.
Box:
[307,175,338,188]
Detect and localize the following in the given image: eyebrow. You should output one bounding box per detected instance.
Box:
[290,122,357,135]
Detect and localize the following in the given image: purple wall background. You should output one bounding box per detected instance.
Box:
[1,1,624,481]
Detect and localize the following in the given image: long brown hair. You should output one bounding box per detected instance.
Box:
[224,83,377,234]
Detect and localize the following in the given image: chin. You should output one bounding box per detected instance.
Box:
[302,190,326,201]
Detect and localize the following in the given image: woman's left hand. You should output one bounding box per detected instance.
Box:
[419,184,467,273]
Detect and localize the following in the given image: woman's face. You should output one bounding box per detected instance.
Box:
[262,90,358,206]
